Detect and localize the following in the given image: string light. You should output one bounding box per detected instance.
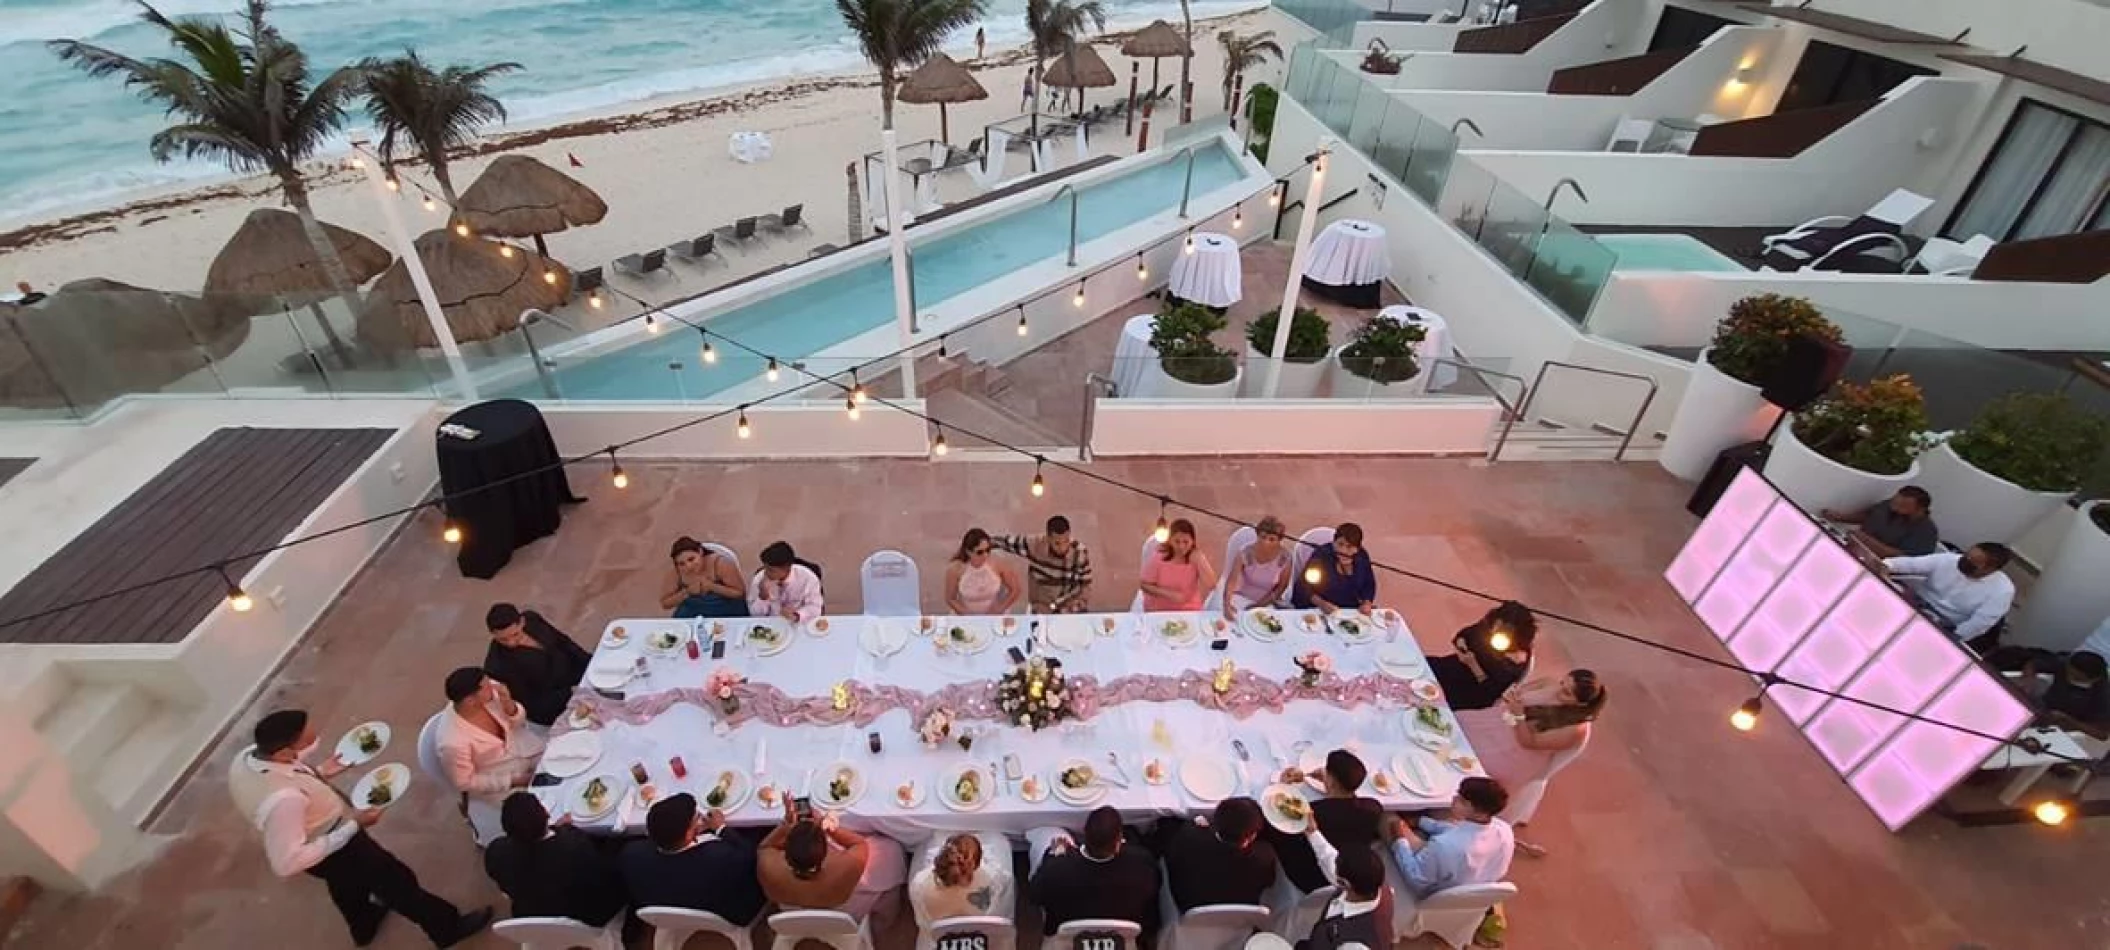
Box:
[1152,498,1171,543]
[933,428,949,456]
[700,331,717,364]
[1136,254,1148,280]
[350,155,367,170]
[938,336,950,358]
[588,290,604,309]
[2034,798,2074,827]
[1017,307,1030,336]
[499,244,515,258]
[542,269,558,285]
[608,449,629,489]
[422,196,437,213]
[1030,458,1046,497]
[736,407,751,439]
[1730,694,1764,732]
[441,520,463,545]
[1072,282,1086,308]
[766,357,780,382]
[217,565,254,613]
[1232,206,1243,229]
[454,222,471,238]
[1304,563,1323,585]
[385,177,400,192]
[851,368,867,404]
[1184,230,1196,254]
[644,314,660,334]
[1488,626,1514,652]
[1267,185,1281,208]
[846,394,861,420]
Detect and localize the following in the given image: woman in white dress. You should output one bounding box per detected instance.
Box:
[1456,669,1605,857]
[945,528,1022,615]
[908,832,1016,940]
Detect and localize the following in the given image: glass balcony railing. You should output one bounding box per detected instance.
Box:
[1275,0,1369,46]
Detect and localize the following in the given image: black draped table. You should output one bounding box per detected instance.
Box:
[437,399,581,579]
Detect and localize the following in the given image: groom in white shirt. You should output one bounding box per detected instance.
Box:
[1879,542,2016,650]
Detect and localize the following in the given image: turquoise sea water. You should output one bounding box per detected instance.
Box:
[0,0,1254,224]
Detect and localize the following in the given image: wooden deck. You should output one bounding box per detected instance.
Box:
[0,428,391,646]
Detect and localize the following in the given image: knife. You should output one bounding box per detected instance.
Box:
[754,739,768,778]
[1232,739,1250,762]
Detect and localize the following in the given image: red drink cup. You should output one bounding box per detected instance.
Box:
[630,762,650,785]
[670,756,688,779]
[686,639,701,660]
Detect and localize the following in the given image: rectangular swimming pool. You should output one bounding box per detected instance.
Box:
[1593,233,1747,272]
[516,142,1248,401]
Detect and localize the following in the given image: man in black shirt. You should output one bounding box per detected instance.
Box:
[1293,845,1387,950]
[1823,486,1939,557]
[483,793,625,928]
[1161,797,1278,912]
[618,793,768,926]
[1271,750,1387,892]
[482,603,591,727]
[2035,651,2110,740]
[1028,806,1160,935]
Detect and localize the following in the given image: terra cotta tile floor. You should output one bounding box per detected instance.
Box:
[12,457,2109,949]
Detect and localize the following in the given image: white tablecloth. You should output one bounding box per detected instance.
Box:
[1110,314,1157,397]
[1306,220,1390,287]
[542,611,1480,845]
[1168,232,1242,308]
[729,130,774,164]
[1377,304,1458,390]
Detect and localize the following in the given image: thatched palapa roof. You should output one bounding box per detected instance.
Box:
[898,53,989,105]
[204,208,392,295]
[1121,20,1192,58]
[1,278,253,406]
[1044,43,1119,89]
[358,231,571,348]
[454,155,609,238]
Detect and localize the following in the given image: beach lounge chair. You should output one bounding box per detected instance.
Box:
[807,243,841,259]
[574,266,604,294]
[614,248,667,277]
[713,216,760,247]
[1604,117,1652,153]
[668,233,719,264]
[941,137,984,170]
[1760,188,1932,273]
[760,204,808,234]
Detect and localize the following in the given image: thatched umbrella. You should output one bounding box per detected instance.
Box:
[453,155,609,258]
[1,278,252,408]
[1044,43,1118,113]
[358,231,571,350]
[897,53,987,145]
[204,207,391,361]
[1121,20,1192,112]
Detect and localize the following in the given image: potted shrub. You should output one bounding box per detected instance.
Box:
[1146,301,1240,398]
[1765,375,1928,515]
[1328,313,1428,397]
[1241,306,1331,398]
[1918,392,2110,545]
[1360,40,1403,75]
[1660,294,1842,480]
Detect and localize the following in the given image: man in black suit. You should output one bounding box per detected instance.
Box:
[618,793,767,926]
[1028,806,1160,936]
[1272,749,1386,892]
[482,793,625,928]
[1160,796,1278,912]
[482,603,591,727]
[1294,846,1387,950]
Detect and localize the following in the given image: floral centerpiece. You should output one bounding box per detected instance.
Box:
[918,707,956,747]
[1293,651,1332,688]
[996,657,1072,731]
[705,667,746,715]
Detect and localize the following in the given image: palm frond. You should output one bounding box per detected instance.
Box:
[359,49,517,170]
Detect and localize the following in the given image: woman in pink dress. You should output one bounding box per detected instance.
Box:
[1456,669,1605,857]
[1139,519,1217,612]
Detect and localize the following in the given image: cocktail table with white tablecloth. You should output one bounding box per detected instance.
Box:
[1375,305,1458,391]
[1303,219,1390,309]
[537,609,1482,845]
[1167,232,1242,309]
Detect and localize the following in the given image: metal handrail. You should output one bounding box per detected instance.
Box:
[1498,360,1659,462]
[1050,183,1081,266]
[1080,372,1120,459]
[1174,146,1200,219]
[1428,354,1527,412]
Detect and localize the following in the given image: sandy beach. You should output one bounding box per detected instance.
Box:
[0,8,1283,324]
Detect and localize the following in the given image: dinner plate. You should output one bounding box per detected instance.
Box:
[1297,750,1329,792]
[1155,616,1202,647]
[696,768,751,813]
[585,658,635,691]
[1242,609,1289,641]
[811,763,866,810]
[600,624,633,650]
[1051,759,1106,805]
[573,773,621,819]
[351,763,410,809]
[1391,752,1440,798]
[939,764,992,812]
[936,620,993,655]
[861,621,909,657]
[1332,612,1381,644]
[1179,755,1241,804]
[1375,645,1429,679]
[643,625,691,657]
[806,616,835,638]
[1261,783,1313,834]
[1408,709,1457,752]
[1047,618,1096,652]
[541,731,604,779]
[335,721,390,767]
[1447,753,1480,774]
[1409,680,1444,703]
[745,621,795,657]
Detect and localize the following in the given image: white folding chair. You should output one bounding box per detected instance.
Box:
[1051,919,1144,950]
[415,711,448,785]
[768,909,870,950]
[1403,882,1517,949]
[1161,904,1270,950]
[421,708,502,845]
[1264,868,1336,941]
[859,549,922,616]
[1209,526,1258,614]
[1503,722,1590,826]
[1292,526,1335,584]
[492,916,623,950]
[705,542,743,578]
[926,915,1017,950]
[640,907,753,950]
[1129,533,1161,613]
[1604,117,1652,153]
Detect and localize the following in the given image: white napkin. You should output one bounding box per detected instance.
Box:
[754,739,768,777]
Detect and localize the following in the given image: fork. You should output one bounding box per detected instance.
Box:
[1102,752,1134,788]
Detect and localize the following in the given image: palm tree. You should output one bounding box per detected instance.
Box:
[1025,0,1106,123]
[361,49,520,205]
[836,0,987,131]
[1178,0,1193,123]
[50,0,364,358]
[1216,30,1282,112]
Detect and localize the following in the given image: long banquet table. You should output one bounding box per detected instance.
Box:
[537,608,1484,843]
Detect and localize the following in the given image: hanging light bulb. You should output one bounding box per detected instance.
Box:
[846,394,861,420]
[350,155,367,170]
[1232,206,1244,229]
[766,356,780,382]
[1730,694,1763,732]
[1136,254,1148,281]
[938,336,950,358]
[1152,499,1171,543]
[700,332,717,364]
[644,314,660,334]
[1488,626,1514,652]
[2034,798,2074,827]
[542,269,558,285]
[1267,185,1281,208]
[422,195,437,213]
[1017,308,1030,336]
[851,368,867,403]
[217,565,254,613]
[442,520,464,545]
[454,222,471,238]
[609,449,629,489]
[1072,282,1086,308]
[1303,563,1323,585]
[1030,460,1046,497]
[1184,230,1196,254]
[933,428,949,456]
[736,407,752,439]
[385,176,400,192]
[588,290,604,309]
[498,244,515,258]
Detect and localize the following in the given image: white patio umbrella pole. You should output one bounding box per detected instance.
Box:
[1262,141,1331,399]
[881,127,918,399]
[354,138,477,401]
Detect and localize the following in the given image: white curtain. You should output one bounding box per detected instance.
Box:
[1948,104,2076,241]
[970,128,1013,190]
[2016,124,2110,239]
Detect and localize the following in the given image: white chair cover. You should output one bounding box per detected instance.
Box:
[971,129,1015,189]
[1404,882,1516,949]
[860,549,923,617]
[415,711,448,786]
[1293,526,1335,573]
[1212,526,1257,614]
[1111,314,1157,397]
[705,542,743,578]
[1130,533,1161,613]
[769,910,871,950]
[1264,872,1335,941]
[1163,904,1271,950]
[641,907,754,950]
[1051,919,1144,950]
[493,916,623,950]
[1503,722,1590,825]
[927,916,1018,950]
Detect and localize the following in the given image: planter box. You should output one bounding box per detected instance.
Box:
[1765,414,1921,517]
[1915,440,2071,545]
[1155,362,1242,399]
[1240,344,1333,398]
[2013,501,2110,650]
[1660,347,1782,481]
[1328,351,1429,399]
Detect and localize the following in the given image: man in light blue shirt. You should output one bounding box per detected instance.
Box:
[1384,777,1515,900]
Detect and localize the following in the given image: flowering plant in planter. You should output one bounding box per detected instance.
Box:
[1706,294,1841,385]
[1790,375,1929,475]
[1151,301,1238,386]
[1338,313,1427,385]
[1947,393,2110,492]
[1246,306,1330,363]
[1360,39,1403,75]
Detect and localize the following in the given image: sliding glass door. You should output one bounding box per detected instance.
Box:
[1946,100,2110,242]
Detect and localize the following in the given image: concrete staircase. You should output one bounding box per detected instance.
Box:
[16,663,204,827]
[916,353,1075,454]
[1494,417,1663,462]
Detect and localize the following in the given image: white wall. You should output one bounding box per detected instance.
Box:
[1461,77,1990,227]
[543,403,930,459]
[1394,26,1787,150]
[1807,0,2110,83]
[1091,399,1501,455]
[1335,0,1653,92]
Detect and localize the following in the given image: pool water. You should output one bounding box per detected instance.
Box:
[521,143,1246,401]
[1594,233,1747,272]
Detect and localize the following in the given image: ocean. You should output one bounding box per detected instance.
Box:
[0,0,1257,225]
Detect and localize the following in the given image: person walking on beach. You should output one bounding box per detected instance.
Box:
[975,27,986,61]
[1021,66,1037,112]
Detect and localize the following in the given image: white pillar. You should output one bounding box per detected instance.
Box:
[1262,142,1331,399]
[880,128,919,399]
[354,139,477,401]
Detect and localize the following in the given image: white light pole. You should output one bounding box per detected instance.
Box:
[354,139,476,401]
[1262,141,1331,399]
[880,128,918,399]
